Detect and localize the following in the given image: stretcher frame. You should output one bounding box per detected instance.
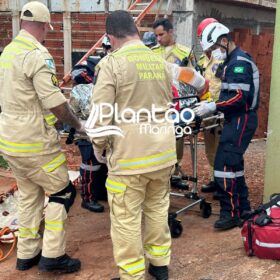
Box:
[168,95,223,238]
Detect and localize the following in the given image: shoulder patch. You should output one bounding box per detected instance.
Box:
[233,66,245,74]
[51,74,59,87]
[45,59,55,70]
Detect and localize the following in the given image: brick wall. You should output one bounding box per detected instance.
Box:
[232,28,274,138]
[44,13,64,80]
[0,12,12,52]
[71,13,107,51]
[0,12,272,138]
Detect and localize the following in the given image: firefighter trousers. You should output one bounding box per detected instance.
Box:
[106,166,173,280]
[3,151,70,259]
[214,111,258,218]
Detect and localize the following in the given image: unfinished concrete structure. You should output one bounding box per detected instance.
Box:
[0,0,276,137]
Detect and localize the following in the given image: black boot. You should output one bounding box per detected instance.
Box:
[201,181,216,193]
[38,254,81,273]
[170,177,189,190]
[81,200,104,213]
[214,216,240,230]
[148,264,168,280]
[16,251,41,271]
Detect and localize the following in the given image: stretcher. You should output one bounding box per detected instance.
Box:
[168,95,223,238]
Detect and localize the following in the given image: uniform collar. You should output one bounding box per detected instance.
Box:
[17,29,41,45]
[226,46,240,61]
[120,39,145,48]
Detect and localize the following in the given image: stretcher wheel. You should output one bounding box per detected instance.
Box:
[200,201,212,218]
[168,213,183,238]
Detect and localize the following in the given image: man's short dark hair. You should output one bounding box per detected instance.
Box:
[106,10,138,38]
[217,34,232,44]
[152,18,173,31]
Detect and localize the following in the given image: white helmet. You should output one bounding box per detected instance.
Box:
[200,22,230,51]
[102,36,111,47]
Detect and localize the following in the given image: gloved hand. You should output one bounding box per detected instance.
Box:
[193,101,216,117]
[180,56,189,67]
[94,149,107,164]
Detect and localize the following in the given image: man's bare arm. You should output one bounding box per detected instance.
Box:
[50,102,82,130]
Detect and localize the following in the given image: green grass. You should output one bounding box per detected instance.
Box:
[0,155,9,169]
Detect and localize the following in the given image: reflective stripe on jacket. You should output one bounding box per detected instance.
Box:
[0,29,66,156]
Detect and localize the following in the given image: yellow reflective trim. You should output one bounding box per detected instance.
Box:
[144,244,170,256]
[0,138,43,153]
[0,44,24,69]
[4,46,22,54]
[14,36,37,50]
[122,259,145,275]
[12,41,34,51]
[0,53,15,60]
[172,49,188,60]
[19,227,39,232]
[19,233,40,238]
[19,227,40,238]
[105,179,126,193]
[42,153,66,173]
[45,226,64,231]
[118,149,176,169]
[44,114,57,126]
[45,220,64,231]
[0,61,12,69]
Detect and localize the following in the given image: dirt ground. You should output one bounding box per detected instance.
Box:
[1,140,280,280]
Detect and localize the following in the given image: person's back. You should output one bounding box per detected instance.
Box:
[86,11,176,280]
[0,1,81,273]
[87,36,176,175]
[0,29,63,155]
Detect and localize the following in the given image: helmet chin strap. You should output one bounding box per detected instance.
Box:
[215,40,229,57]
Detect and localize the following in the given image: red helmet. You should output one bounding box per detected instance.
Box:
[197,18,218,37]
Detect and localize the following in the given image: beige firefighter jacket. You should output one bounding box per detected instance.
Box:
[152,43,194,67]
[86,40,177,175]
[0,29,66,157]
[198,54,222,101]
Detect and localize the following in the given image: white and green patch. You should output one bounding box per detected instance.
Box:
[233,66,244,74]
[45,59,55,70]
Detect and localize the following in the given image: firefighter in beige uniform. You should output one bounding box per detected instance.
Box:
[152,18,194,189]
[198,53,223,193]
[0,1,81,273]
[86,11,176,280]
